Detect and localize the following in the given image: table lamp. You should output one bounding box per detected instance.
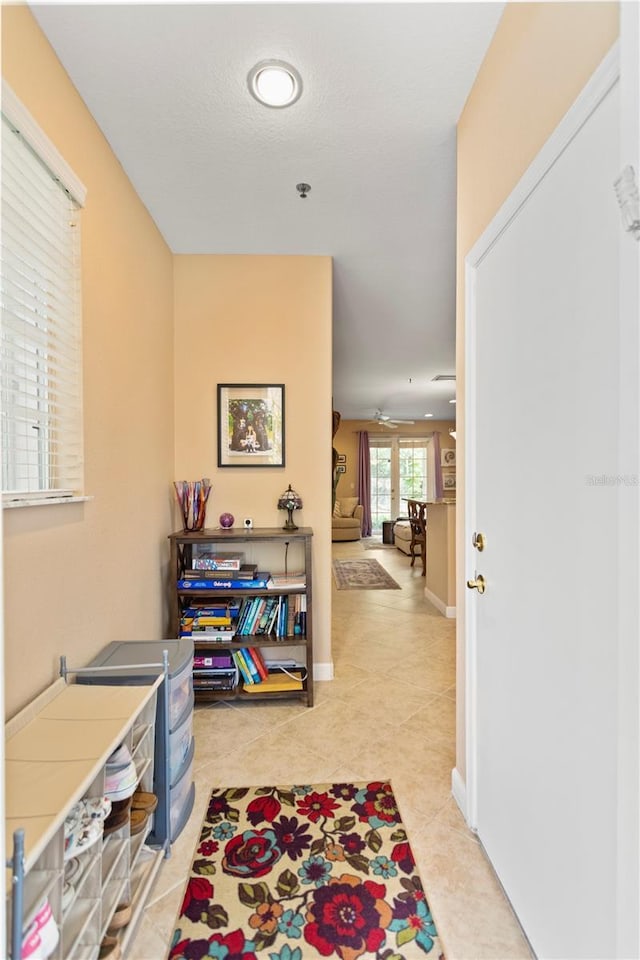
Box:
[277,484,303,530]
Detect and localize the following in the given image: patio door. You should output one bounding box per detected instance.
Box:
[369,436,430,533]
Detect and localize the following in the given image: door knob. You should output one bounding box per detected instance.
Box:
[472,532,486,552]
[466,574,486,594]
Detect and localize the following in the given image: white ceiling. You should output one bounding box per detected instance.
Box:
[30,1,504,423]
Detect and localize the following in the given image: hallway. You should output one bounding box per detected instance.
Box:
[132,540,531,959]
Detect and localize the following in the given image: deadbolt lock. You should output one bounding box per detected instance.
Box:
[472,532,486,552]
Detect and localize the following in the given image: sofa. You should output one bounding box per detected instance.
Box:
[332,497,363,541]
[393,520,413,554]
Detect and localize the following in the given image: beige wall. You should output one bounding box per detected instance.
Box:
[425,503,456,610]
[455,1,619,780]
[173,256,333,673]
[2,6,176,717]
[1,11,334,716]
[333,419,456,503]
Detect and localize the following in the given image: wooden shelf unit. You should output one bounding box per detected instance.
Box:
[168,527,313,707]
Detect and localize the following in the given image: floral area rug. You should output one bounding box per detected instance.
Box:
[169,781,444,960]
[332,559,401,591]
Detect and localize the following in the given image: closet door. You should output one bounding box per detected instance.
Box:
[466,56,627,958]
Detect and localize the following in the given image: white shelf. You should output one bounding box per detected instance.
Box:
[6,677,163,959]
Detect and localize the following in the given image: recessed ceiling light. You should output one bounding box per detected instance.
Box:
[248,60,302,108]
[424,413,433,418]
[449,399,456,404]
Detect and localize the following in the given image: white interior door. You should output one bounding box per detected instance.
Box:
[465,50,633,959]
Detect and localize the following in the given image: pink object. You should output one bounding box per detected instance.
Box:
[219,513,234,528]
[32,899,59,956]
[21,925,44,960]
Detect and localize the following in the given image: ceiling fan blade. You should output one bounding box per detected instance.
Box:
[388,418,415,424]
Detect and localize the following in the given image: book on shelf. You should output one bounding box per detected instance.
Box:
[267,572,306,589]
[192,621,234,631]
[193,674,237,691]
[191,552,244,571]
[232,649,254,685]
[266,597,281,635]
[194,652,234,669]
[277,596,288,638]
[192,631,236,643]
[200,564,258,580]
[255,597,279,634]
[241,647,262,683]
[246,598,266,635]
[182,603,232,618]
[248,647,269,681]
[244,671,304,693]
[194,616,232,627]
[177,572,270,590]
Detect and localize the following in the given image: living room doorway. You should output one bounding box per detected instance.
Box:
[368,436,432,534]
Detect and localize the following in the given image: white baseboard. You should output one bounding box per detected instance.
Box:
[313,661,334,682]
[424,587,456,618]
[451,766,467,820]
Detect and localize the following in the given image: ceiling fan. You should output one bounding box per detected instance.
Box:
[369,410,416,429]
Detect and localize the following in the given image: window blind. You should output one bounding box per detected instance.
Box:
[1,96,84,500]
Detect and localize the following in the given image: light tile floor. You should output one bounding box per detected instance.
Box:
[129,539,532,959]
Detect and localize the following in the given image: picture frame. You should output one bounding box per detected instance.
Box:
[441,448,456,467]
[336,453,346,464]
[217,384,285,468]
[443,472,456,490]
[336,464,346,474]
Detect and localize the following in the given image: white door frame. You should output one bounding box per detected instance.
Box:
[615,4,639,956]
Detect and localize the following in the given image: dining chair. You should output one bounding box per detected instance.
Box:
[406,499,426,576]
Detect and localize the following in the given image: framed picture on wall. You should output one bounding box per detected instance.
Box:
[217,384,285,467]
[441,448,456,467]
[336,464,346,474]
[337,454,346,464]
[443,472,456,490]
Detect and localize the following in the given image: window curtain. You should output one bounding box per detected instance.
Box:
[358,431,372,537]
[433,431,444,500]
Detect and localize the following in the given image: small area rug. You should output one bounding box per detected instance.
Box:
[169,781,445,960]
[332,558,401,590]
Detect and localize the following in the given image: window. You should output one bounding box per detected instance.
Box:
[369,435,432,532]
[398,438,428,502]
[369,441,392,530]
[1,82,86,503]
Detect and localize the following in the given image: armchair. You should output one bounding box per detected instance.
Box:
[332,497,363,542]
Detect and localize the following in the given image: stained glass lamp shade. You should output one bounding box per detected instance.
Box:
[277,484,303,530]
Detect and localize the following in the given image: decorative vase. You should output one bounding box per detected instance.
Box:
[219,513,234,529]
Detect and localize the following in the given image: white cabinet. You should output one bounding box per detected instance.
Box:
[6,679,165,959]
